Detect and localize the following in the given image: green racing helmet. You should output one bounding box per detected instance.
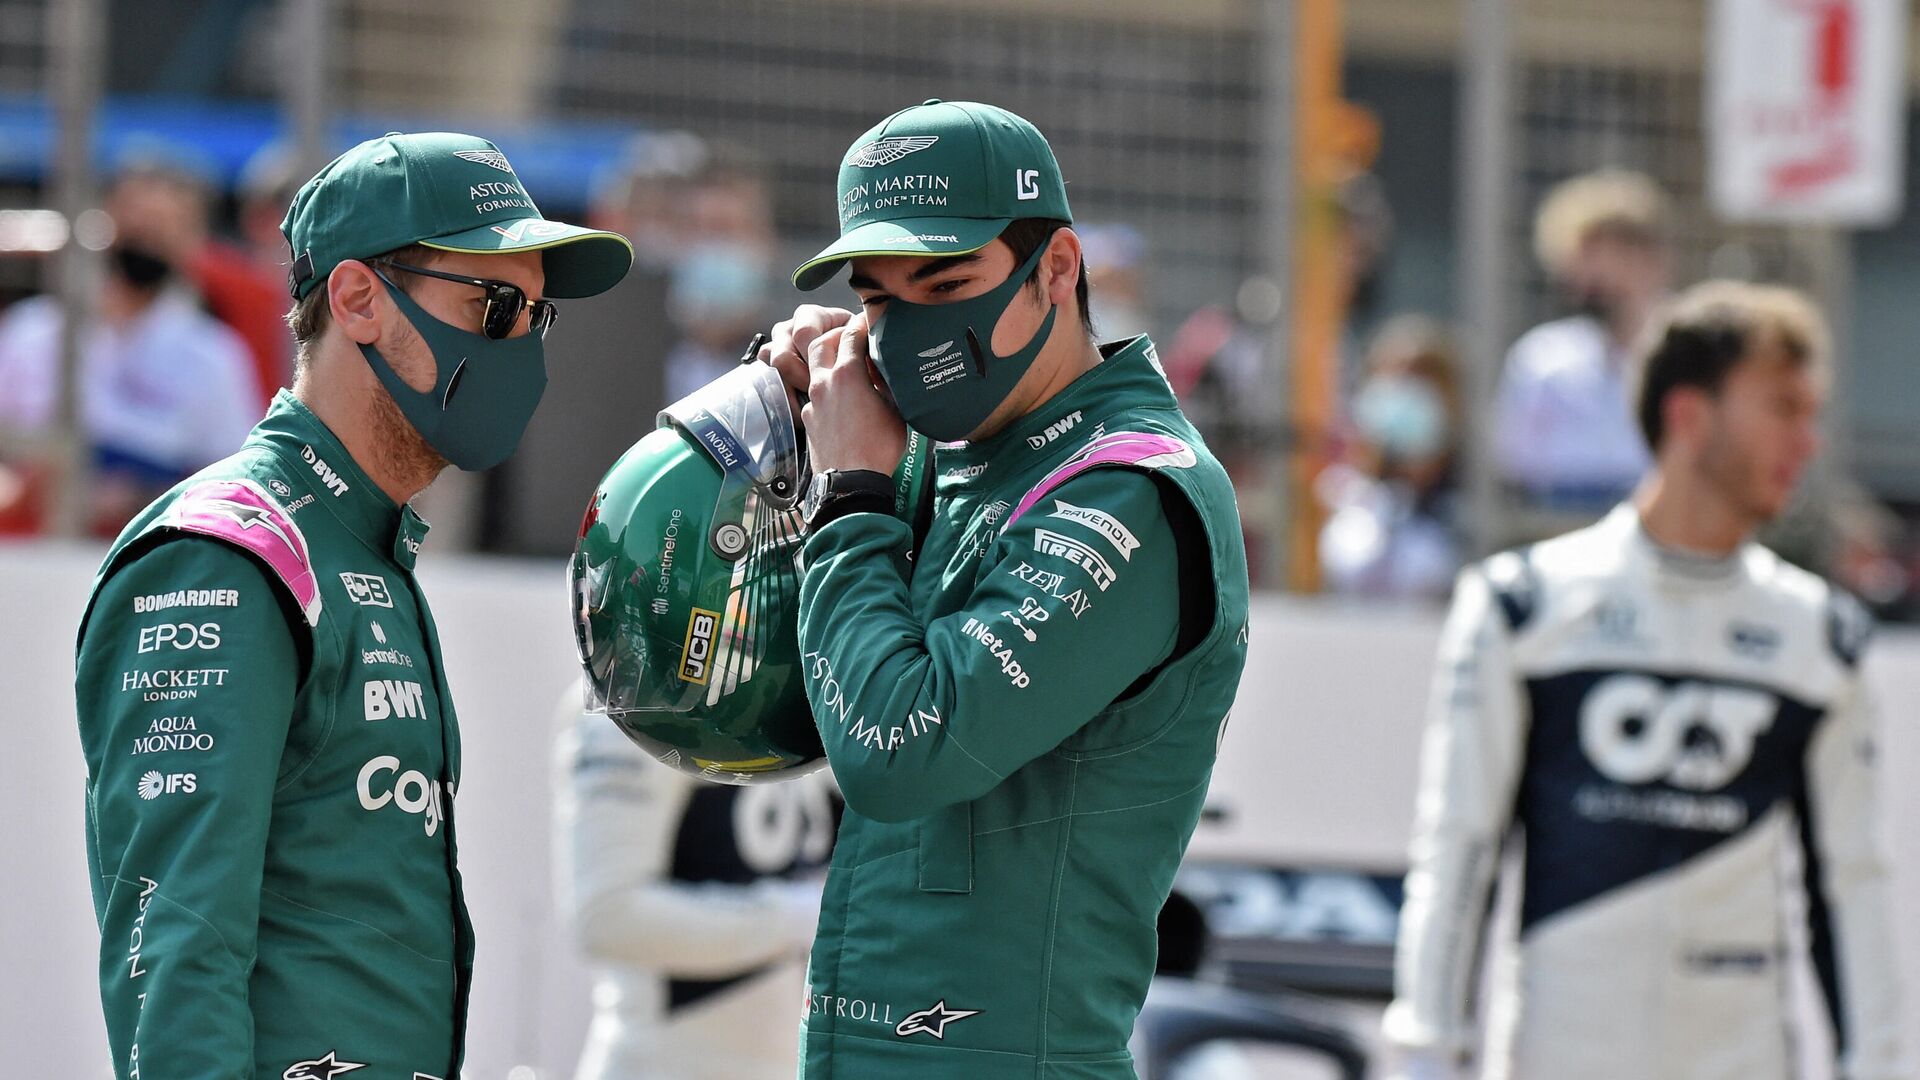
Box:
[570,360,823,784]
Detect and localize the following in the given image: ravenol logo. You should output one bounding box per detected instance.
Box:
[679,607,721,685]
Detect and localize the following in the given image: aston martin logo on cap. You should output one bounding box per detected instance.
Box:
[453,149,515,173]
[847,136,940,168]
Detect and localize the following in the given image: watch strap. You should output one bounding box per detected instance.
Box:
[806,469,894,532]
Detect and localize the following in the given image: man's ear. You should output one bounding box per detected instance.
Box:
[1041,228,1082,308]
[1663,385,1712,453]
[328,260,385,346]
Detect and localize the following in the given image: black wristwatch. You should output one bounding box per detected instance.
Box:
[801,468,894,532]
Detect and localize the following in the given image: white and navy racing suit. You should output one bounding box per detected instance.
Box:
[1384,505,1906,1080]
[552,697,836,1080]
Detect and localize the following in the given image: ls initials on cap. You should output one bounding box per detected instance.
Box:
[1016,170,1040,200]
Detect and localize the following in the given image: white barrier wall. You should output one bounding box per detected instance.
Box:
[5,542,1916,1077]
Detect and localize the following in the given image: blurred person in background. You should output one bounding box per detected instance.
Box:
[0,236,258,535]
[108,157,291,406]
[1495,169,1671,510]
[234,144,306,278]
[664,241,776,401]
[1079,222,1152,342]
[1317,315,1461,600]
[72,131,631,1079]
[552,694,835,1080]
[1385,282,1905,1080]
[497,132,706,556]
[501,136,781,556]
[663,148,780,402]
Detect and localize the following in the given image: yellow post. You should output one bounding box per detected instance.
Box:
[1286,0,1379,593]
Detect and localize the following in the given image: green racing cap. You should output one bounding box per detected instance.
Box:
[793,99,1072,291]
[282,130,633,300]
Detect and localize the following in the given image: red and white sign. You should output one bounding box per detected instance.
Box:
[1708,0,1907,225]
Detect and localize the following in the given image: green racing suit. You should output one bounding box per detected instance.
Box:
[795,336,1251,1078]
[74,391,473,1080]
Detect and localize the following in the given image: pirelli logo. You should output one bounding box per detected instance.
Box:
[679,607,720,685]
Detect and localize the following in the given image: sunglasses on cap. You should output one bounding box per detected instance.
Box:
[376,260,558,340]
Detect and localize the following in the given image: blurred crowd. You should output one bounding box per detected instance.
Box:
[0,134,1914,616]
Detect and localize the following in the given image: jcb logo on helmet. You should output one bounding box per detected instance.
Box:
[1579,675,1776,791]
[679,607,720,685]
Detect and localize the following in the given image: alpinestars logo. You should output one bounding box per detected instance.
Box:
[453,149,514,173]
[201,497,299,551]
[847,135,939,167]
[283,1051,368,1079]
[895,1000,981,1040]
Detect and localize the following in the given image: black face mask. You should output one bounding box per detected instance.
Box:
[111,245,172,289]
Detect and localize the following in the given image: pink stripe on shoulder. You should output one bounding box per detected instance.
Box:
[162,478,323,626]
[1006,431,1197,530]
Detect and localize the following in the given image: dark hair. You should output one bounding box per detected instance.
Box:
[998,218,1094,341]
[1633,280,1827,452]
[286,243,439,378]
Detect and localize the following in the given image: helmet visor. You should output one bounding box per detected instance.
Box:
[660,361,804,508]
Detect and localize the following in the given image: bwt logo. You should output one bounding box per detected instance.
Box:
[679,608,720,685]
[1026,410,1082,450]
[137,771,197,800]
[300,445,349,497]
[364,679,426,721]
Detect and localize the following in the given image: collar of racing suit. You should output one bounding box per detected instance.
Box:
[246,389,432,569]
[931,333,1166,493]
[1611,503,1750,589]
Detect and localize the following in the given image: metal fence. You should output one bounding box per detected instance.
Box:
[550,0,1266,338]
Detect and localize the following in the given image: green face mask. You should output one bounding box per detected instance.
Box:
[868,242,1057,442]
[360,275,548,471]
